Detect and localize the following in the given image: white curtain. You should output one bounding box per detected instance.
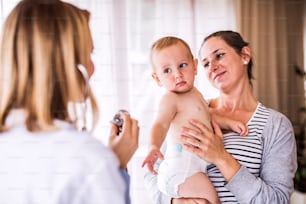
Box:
[124,0,237,203]
[0,0,236,203]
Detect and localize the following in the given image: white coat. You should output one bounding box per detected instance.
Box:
[0,110,127,204]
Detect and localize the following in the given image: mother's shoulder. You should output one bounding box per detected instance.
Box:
[264,106,293,129]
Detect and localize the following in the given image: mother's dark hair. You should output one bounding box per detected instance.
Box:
[200,30,254,85]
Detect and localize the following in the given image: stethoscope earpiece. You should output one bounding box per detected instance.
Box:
[77,64,90,131]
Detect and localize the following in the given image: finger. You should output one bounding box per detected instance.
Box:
[147,164,157,175]
[141,160,149,168]
[180,127,205,150]
[181,127,203,143]
[235,123,247,136]
[141,158,148,167]
[239,127,246,136]
[196,199,211,204]
[151,168,158,175]
[156,151,164,160]
[180,133,197,148]
[178,198,198,204]
[181,139,203,158]
[244,128,249,135]
[120,114,137,144]
[141,156,154,167]
[131,119,139,143]
[211,120,222,139]
[188,119,212,138]
[242,125,249,136]
[108,122,119,142]
[120,112,131,133]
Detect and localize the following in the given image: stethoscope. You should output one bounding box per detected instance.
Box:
[77,64,89,131]
[77,64,129,134]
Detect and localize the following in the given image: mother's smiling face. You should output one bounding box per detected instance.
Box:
[199,36,251,93]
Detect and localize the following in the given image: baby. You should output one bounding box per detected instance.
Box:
[142,36,248,203]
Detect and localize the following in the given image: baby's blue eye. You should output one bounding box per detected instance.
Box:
[203,62,209,69]
[163,68,171,73]
[179,63,187,68]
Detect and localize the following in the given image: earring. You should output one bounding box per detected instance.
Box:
[244,60,248,65]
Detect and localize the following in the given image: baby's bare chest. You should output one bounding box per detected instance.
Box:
[173,95,211,128]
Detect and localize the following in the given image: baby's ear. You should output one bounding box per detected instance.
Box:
[152,72,163,86]
[193,58,198,75]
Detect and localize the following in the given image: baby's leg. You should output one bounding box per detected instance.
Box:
[177,172,220,204]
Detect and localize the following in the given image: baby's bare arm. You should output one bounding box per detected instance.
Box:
[142,92,178,172]
[212,114,248,135]
[150,93,178,148]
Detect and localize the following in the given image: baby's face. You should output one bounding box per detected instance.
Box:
[151,43,197,94]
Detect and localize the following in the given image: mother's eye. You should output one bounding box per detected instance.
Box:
[216,53,225,60]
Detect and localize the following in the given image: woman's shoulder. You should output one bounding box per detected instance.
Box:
[1,122,120,174]
[260,104,294,140]
[263,105,292,127]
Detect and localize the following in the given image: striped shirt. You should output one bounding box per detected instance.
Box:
[143,102,297,204]
[208,103,269,203]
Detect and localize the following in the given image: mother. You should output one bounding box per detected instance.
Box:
[144,30,297,204]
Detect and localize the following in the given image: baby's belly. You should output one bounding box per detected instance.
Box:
[167,118,211,143]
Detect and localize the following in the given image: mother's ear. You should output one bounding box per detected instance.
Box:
[241,46,251,63]
[152,72,163,87]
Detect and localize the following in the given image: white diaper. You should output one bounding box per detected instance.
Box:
[157,143,208,198]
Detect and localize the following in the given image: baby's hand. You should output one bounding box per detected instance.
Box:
[141,147,164,175]
[232,121,248,136]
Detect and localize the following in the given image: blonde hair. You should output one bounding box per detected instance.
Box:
[150,36,194,70]
[0,0,98,132]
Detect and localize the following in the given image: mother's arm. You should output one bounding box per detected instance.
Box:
[226,111,297,204]
[180,110,297,204]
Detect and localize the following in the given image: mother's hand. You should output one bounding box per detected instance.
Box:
[181,119,241,181]
[172,197,211,204]
[180,120,225,164]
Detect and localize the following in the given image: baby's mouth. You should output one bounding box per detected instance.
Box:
[176,81,186,87]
